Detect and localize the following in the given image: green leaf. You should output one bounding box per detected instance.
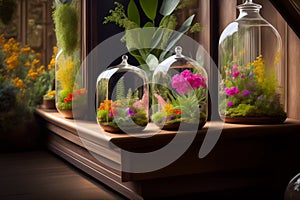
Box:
[146,54,159,71]
[159,15,195,60]
[150,27,164,50]
[143,22,154,27]
[128,0,140,26]
[159,0,180,16]
[139,0,158,21]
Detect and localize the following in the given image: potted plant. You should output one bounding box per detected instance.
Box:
[0,34,54,149]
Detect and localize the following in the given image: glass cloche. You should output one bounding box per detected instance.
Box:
[152,46,208,131]
[96,55,149,133]
[218,0,286,124]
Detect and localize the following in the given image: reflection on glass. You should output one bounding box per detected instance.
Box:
[289,0,300,14]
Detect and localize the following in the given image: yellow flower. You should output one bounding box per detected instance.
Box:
[37,65,45,74]
[274,52,280,64]
[163,104,174,114]
[5,54,19,70]
[252,55,265,84]
[14,78,25,88]
[20,46,31,53]
[25,61,31,67]
[35,53,41,58]
[32,59,40,66]
[56,57,79,91]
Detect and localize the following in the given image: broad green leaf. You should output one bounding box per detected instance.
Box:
[139,0,158,21]
[159,0,180,16]
[146,54,159,71]
[130,50,146,65]
[139,26,155,49]
[128,0,140,26]
[150,27,164,50]
[159,15,195,60]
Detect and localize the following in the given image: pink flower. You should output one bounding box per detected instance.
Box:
[172,74,191,94]
[172,69,207,94]
[232,65,240,78]
[232,71,240,78]
[154,93,167,108]
[225,87,239,96]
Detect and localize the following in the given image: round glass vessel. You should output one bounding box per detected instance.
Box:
[152,46,208,131]
[54,0,86,119]
[218,0,286,124]
[96,55,149,133]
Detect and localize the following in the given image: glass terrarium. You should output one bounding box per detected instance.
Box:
[218,0,286,124]
[96,55,149,133]
[54,0,86,119]
[152,46,208,131]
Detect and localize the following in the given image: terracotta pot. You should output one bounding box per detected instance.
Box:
[42,99,55,109]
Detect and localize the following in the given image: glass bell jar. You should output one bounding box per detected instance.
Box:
[54,0,86,119]
[96,55,149,133]
[152,46,208,131]
[218,0,286,124]
[55,49,86,119]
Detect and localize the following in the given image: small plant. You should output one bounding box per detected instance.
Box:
[0,34,55,113]
[152,69,207,128]
[97,77,148,132]
[43,90,55,100]
[219,55,286,119]
[103,0,201,74]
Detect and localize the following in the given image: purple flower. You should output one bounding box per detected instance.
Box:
[169,115,175,120]
[127,109,135,117]
[227,101,233,107]
[242,90,250,97]
[225,87,239,96]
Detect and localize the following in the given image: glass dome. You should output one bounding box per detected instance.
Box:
[152,46,208,131]
[96,55,149,133]
[54,0,86,119]
[218,0,286,124]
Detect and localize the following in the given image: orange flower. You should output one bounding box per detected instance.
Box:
[20,46,31,53]
[14,78,24,89]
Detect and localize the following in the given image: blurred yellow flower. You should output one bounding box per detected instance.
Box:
[20,46,31,53]
[14,78,25,88]
[163,104,174,114]
[0,34,56,113]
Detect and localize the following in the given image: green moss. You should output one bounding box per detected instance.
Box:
[53,3,78,55]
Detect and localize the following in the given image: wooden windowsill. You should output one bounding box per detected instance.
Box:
[35,107,300,199]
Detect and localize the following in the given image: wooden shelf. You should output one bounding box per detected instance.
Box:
[35,108,300,199]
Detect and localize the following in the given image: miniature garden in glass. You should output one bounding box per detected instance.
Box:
[151,46,208,130]
[218,0,287,124]
[96,55,149,133]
